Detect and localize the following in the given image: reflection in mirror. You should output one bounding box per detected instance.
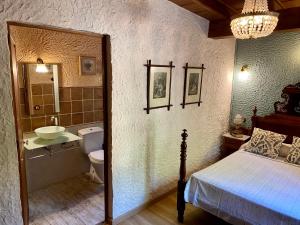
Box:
[20,63,60,116]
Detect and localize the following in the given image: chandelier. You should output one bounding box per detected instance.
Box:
[230,0,279,39]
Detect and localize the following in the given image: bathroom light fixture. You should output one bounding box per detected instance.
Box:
[239,65,249,81]
[36,58,49,73]
[230,0,279,39]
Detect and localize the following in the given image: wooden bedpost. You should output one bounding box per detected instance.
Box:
[251,106,257,135]
[177,129,188,223]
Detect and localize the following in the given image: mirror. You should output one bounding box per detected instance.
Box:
[21,63,60,115]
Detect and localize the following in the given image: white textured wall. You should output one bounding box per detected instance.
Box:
[0,0,235,223]
[231,32,300,126]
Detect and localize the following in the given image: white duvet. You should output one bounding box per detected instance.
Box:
[184,150,300,225]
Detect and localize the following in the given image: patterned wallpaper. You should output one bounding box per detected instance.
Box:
[231,32,300,127]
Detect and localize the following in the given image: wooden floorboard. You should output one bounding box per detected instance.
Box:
[119,192,230,225]
[29,177,230,225]
[29,175,104,225]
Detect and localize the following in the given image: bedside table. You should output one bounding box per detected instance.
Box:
[221,132,250,159]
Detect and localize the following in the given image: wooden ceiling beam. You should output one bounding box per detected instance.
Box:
[269,0,276,11]
[216,0,239,15]
[191,0,231,19]
[273,0,285,9]
[269,0,284,11]
[208,6,300,38]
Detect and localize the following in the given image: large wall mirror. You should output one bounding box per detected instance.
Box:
[20,63,60,116]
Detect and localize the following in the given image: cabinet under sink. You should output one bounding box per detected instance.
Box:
[23,132,90,192]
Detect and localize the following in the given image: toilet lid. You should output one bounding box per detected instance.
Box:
[89,150,104,163]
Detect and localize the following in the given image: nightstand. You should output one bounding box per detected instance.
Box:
[221,132,250,158]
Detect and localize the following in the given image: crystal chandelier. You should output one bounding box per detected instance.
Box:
[230,0,279,39]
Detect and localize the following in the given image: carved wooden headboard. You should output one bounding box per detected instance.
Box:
[251,82,300,143]
[274,82,300,116]
[251,107,300,144]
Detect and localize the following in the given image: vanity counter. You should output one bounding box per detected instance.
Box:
[24,132,82,150]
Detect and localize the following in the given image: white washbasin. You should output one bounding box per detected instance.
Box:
[35,126,65,140]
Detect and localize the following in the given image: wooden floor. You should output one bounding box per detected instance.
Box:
[119,192,230,225]
[29,175,104,225]
[29,179,229,225]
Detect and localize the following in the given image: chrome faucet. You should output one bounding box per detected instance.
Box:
[51,115,58,126]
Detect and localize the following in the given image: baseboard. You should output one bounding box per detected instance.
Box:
[112,186,177,225]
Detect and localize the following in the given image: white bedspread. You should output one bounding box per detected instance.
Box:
[184,150,300,225]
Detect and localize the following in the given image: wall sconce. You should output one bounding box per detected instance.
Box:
[239,65,249,81]
[36,58,49,73]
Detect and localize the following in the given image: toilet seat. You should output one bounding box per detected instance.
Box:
[88,150,104,164]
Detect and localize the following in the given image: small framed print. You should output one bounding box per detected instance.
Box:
[144,60,175,114]
[181,63,205,108]
[79,56,97,76]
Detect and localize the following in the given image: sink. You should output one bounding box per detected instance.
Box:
[35,126,65,140]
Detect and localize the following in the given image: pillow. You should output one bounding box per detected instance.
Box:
[279,143,292,158]
[286,136,300,165]
[244,128,287,159]
[239,142,250,150]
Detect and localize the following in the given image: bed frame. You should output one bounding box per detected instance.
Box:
[177,107,300,223]
[251,107,300,143]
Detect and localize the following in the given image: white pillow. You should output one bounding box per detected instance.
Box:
[279,143,292,158]
[240,142,249,150]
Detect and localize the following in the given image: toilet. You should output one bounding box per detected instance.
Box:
[78,127,104,183]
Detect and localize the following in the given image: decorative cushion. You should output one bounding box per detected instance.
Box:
[244,128,287,159]
[286,136,300,165]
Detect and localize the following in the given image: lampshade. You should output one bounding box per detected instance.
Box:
[239,65,249,81]
[230,0,279,39]
[36,58,48,73]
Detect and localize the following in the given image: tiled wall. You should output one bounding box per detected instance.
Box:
[30,83,55,116]
[20,86,103,132]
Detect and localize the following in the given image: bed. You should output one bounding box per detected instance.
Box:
[177,107,300,225]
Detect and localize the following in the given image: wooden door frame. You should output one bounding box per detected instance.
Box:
[7,27,30,225]
[7,21,113,225]
[102,34,113,225]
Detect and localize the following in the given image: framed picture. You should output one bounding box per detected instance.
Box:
[181,63,205,108]
[144,60,175,114]
[79,56,97,76]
